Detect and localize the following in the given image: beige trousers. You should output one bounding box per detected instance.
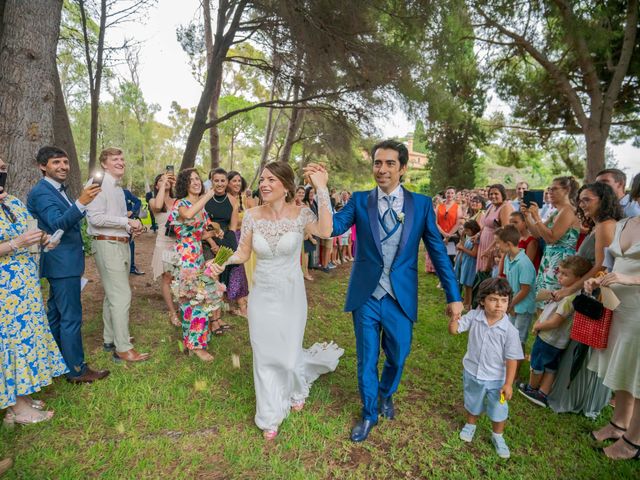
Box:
[93,240,133,352]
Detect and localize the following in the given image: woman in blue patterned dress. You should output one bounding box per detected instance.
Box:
[0,157,68,425]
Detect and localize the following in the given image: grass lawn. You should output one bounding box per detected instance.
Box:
[1,235,637,479]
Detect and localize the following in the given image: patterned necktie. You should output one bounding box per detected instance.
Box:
[380,195,399,242]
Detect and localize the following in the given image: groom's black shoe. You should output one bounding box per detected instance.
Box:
[379,395,395,420]
[350,418,377,442]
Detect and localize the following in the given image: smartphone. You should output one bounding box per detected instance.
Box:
[92,171,104,187]
[523,189,544,208]
[0,172,6,190]
[43,229,64,252]
[166,165,175,174]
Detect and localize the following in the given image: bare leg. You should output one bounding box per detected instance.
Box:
[528,370,543,389]
[466,412,479,425]
[538,372,556,395]
[302,252,313,280]
[463,286,472,310]
[162,272,179,326]
[492,420,506,434]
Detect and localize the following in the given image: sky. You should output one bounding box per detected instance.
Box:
[109,0,639,184]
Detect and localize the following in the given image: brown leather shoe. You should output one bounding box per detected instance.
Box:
[67,367,111,384]
[0,457,13,476]
[113,349,150,362]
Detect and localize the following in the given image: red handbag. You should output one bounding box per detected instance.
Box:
[570,291,613,349]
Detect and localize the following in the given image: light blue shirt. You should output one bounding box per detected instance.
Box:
[504,249,537,314]
[457,309,523,381]
[43,176,87,213]
[377,184,404,217]
[621,194,640,218]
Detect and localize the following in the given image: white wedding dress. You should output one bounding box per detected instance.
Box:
[234,206,343,432]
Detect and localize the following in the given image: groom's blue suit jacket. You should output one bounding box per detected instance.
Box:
[331,187,461,321]
[27,179,86,279]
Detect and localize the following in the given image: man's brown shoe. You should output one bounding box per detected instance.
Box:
[67,367,110,384]
[113,349,150,363]
[0,457,13,476]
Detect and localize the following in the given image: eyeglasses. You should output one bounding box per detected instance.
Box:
[578,197,596,204]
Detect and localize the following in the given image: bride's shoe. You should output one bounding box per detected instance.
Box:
[263,429,278,441]
[3,408,54,429]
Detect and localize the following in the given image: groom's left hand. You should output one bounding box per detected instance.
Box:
[446,301,464,322]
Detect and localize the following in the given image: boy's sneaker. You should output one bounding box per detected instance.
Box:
[519,387,548,407]
[491,433,511,459]
[517,382,536,396]
[459,423,476,443]
[327,262,337,269]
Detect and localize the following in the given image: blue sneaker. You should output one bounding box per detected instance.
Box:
[459,423,476,443]
[492,433,511,459]
[519,386,548,407]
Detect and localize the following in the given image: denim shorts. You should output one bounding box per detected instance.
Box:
[463,370,508,422]
[530,337,565,374]
[509,312,533,344]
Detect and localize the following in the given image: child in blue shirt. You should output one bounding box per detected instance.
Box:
[449,277,524,459]
[494,225,537,354]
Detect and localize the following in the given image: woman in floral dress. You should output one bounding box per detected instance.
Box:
[523,176,580,308]
[0,156,67,425]
[168,169,224,362]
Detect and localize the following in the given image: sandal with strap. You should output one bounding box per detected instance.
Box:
[620,436,640,460]
[3,409,54,429]
[591,421,627,442]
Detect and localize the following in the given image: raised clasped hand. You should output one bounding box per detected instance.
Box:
[303,163,328,189]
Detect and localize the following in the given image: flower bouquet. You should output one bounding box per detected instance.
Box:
[171,266,226,316]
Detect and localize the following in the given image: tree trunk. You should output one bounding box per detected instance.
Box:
[208,76,222,169]
[53,63,82,197]
[0,0,63,201]
[180,0,245,171]
[203,0,221,170]
[585,126,606,182]
[279,106,304,163]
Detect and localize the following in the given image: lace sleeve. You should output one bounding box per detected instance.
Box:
[300,207,318,227]
[228,209,253,265]
[315,188,331,215]
[303,188,333,239]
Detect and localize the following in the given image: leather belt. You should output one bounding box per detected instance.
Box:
[93,235,129,243]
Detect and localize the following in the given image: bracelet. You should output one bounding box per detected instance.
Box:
[8,240,18,251]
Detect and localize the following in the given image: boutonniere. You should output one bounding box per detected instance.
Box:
[397,212,405,224]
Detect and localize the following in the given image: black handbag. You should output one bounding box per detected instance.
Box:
[572,290,604,320]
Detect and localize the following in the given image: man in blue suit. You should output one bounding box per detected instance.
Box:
[329,139,463,441]
[27,146,110,383]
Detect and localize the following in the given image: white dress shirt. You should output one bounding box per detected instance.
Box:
[457,308,523,381]
[86,172,129,237]
[43,176,87,213]
[377,184,404,218]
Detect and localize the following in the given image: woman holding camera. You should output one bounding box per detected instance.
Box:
[0,156,67,425]
[169,169,221,362]
[149,172,179,327]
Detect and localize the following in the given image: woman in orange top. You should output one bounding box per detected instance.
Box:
[437,186,463,263]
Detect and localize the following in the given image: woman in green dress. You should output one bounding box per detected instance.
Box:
[522,176,581,308]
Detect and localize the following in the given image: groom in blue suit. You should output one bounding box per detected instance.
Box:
[330,139,463,441]
[27,146,110,383]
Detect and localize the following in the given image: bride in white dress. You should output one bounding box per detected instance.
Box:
[210,161,343,440]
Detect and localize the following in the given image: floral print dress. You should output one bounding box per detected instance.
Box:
[534,210,579,307]
[0,195,68,409]
[168,199,224,350]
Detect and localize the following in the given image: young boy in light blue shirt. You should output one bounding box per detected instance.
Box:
[495,226,537,354]
[449,277,524,459]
